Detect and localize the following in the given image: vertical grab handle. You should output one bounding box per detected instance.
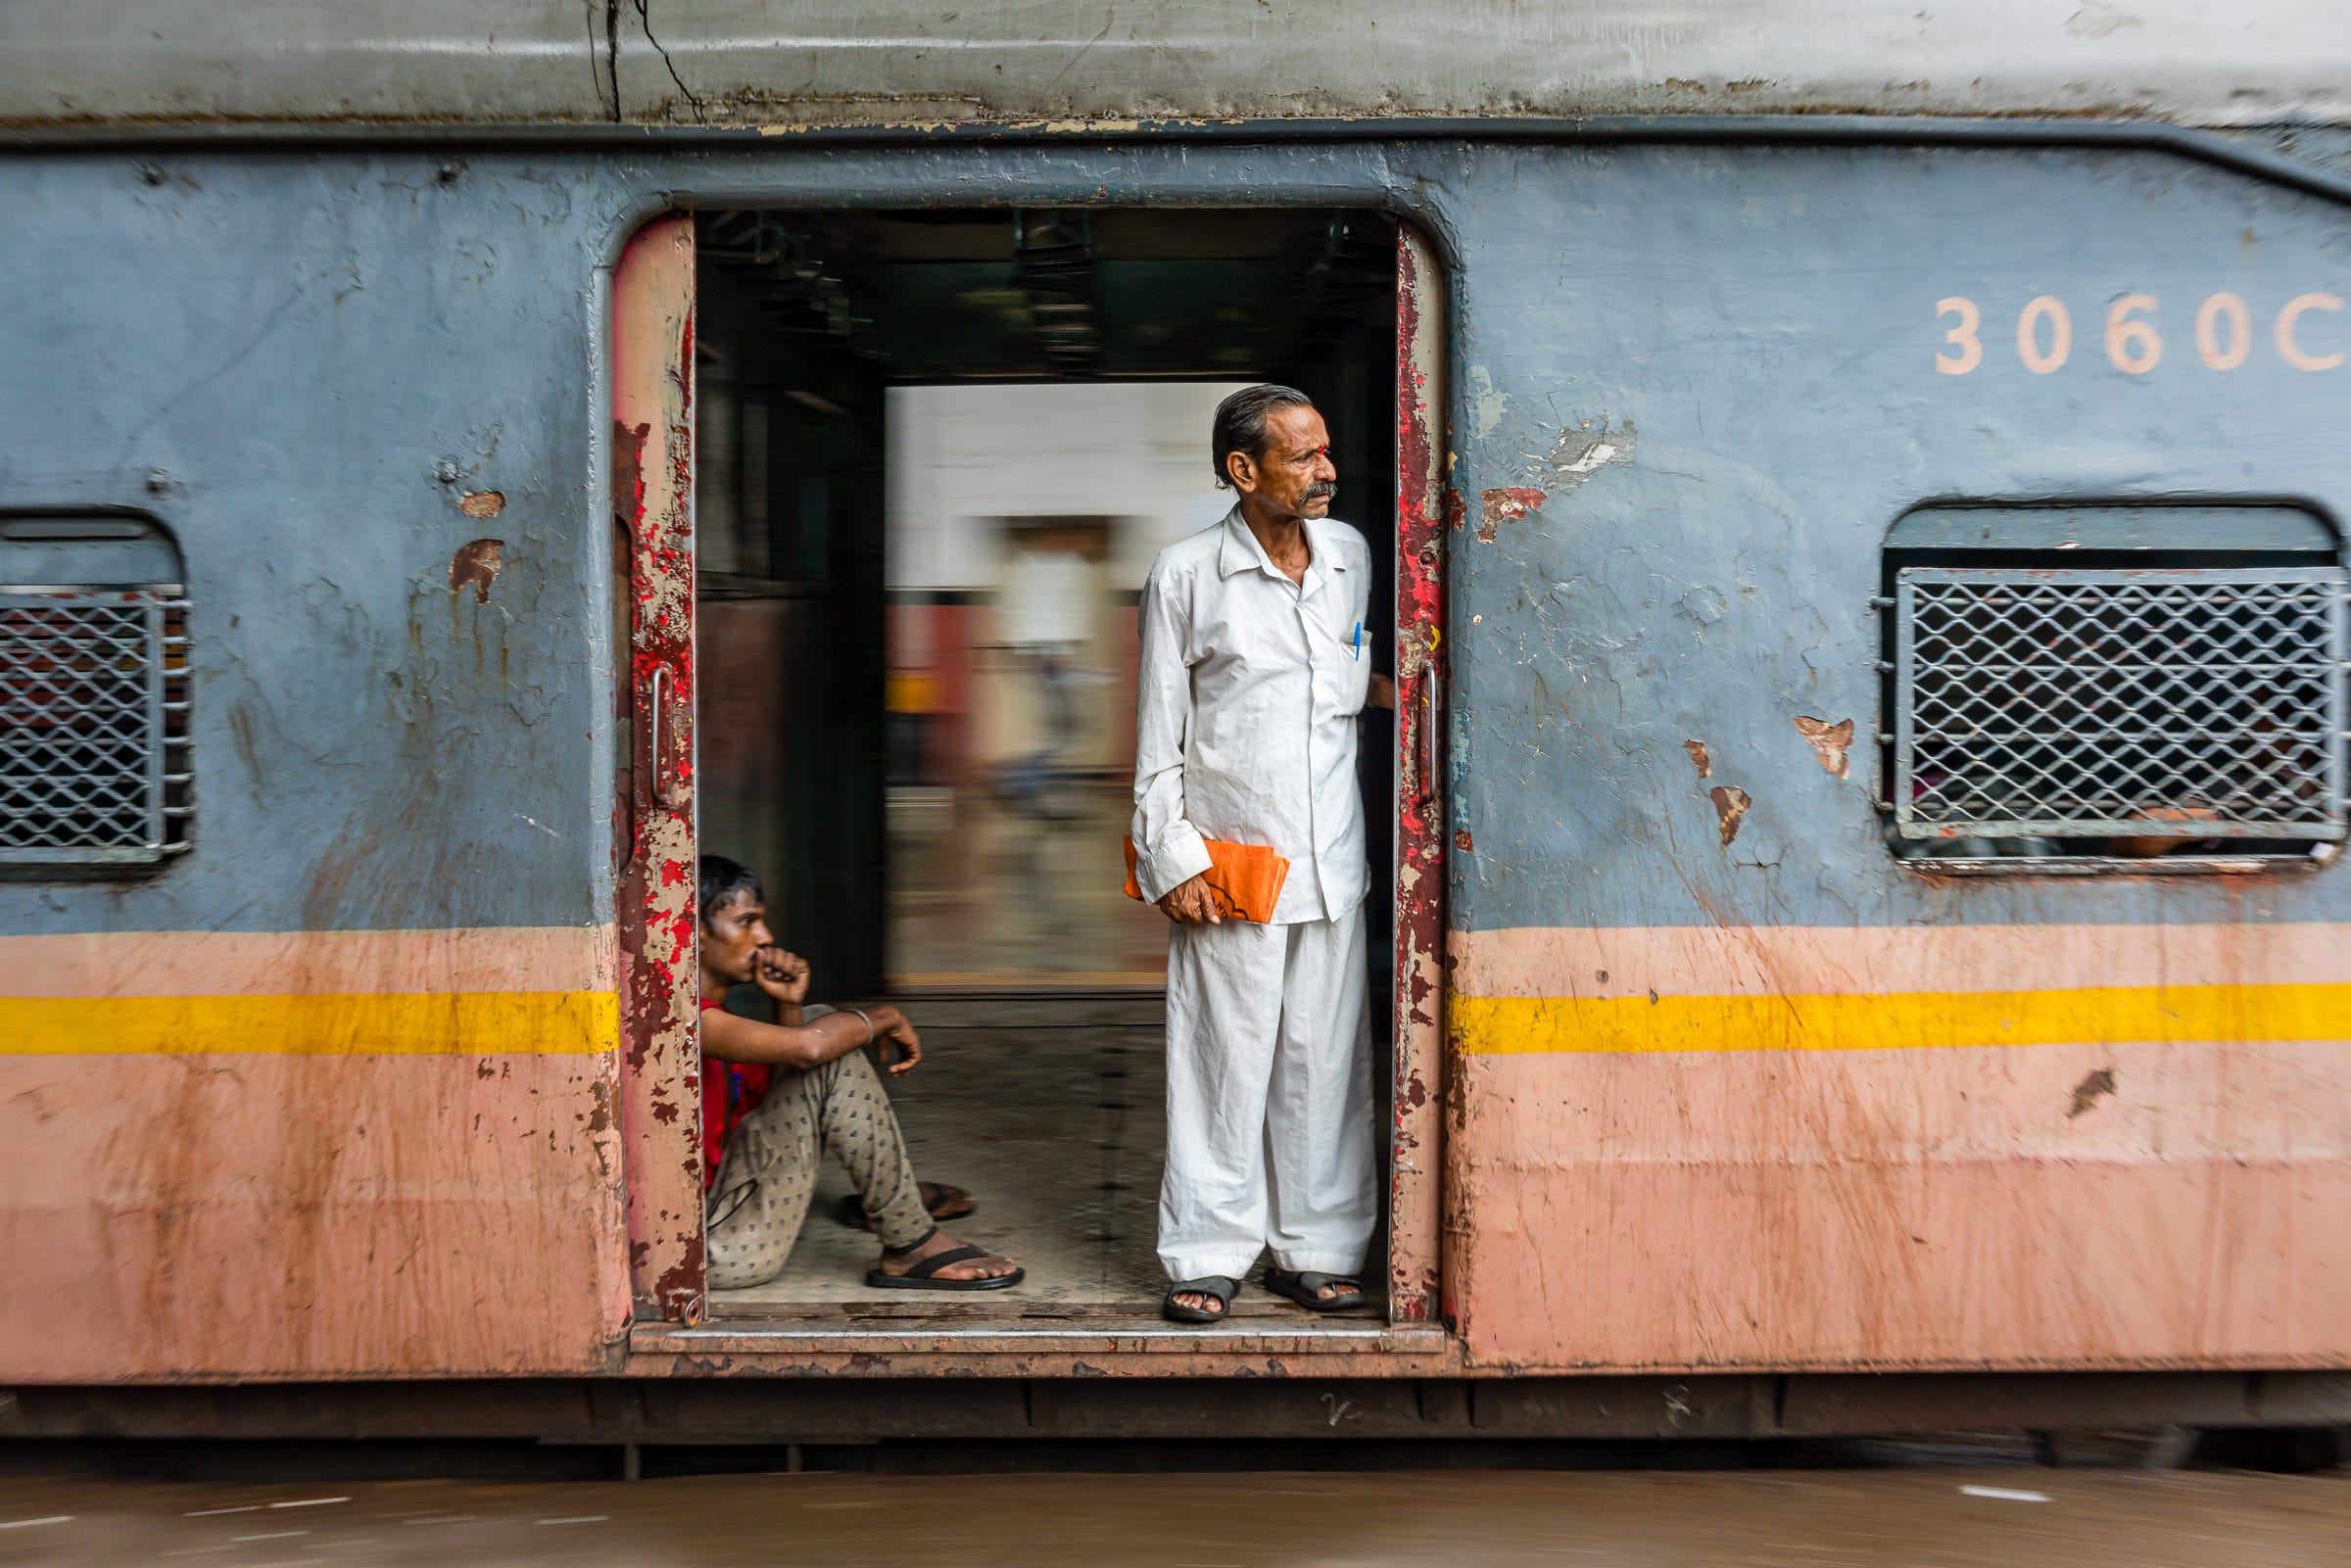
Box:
[1411,677,1429,803]
[648,664,669,806]
[1418,671,1436,805]
[1414,625,1441,806]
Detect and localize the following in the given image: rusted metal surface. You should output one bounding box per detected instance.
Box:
[1389,225,1447,1327]
[5,2,2350,128]
[447,537,504,602]
[9,1369,2344,1439]
[1475,488,1546,545]
[0,928,627,1381]
[1434,139,2351,1377]
[613,214,704,1327]
[626,1322,1462,1382]
[4,127,2349,1402]
[1792,716,1853,779]
[1707,784,1751,846]
[1447,923,2351,1371]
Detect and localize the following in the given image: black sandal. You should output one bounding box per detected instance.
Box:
[1162,1275,1240,1324]
[864,1228,1024,1292]
[1263,1266,1366,1312]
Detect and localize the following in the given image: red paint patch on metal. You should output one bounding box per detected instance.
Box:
[614,214,705,1328]
[1476,487,1547,545]
[1392,224,1449,1328]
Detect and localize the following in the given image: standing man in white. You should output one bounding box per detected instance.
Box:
[1130,384,1395,1323]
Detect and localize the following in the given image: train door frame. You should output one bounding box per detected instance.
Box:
[612,208,1455,1356]
[614,214,705,1326]
[1389,224,1449,1325]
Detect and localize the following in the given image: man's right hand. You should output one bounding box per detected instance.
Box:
[869,1004,923,1075]
[1155,872,1223,927]
[752,945,811,1007]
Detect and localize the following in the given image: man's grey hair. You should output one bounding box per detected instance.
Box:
[1210,384,1316,490]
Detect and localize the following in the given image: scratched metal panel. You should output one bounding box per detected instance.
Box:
[0,154,642,939]
[3,1,2350,129]
[0,154,645,1378]
[0,136,2345,1381]
[1443,144,2351,935]
[1438,143,2351,1372]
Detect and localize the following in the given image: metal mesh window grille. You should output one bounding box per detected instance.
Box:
[0,588,191,864]
[1892,566,2350,842]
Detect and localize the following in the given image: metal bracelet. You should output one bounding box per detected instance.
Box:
[848,1007,874,1046]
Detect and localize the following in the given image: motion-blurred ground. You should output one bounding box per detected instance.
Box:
[1,1466,2346,1567]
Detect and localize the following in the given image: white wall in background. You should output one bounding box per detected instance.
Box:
[887,381,1246,594]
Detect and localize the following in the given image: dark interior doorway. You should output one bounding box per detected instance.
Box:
[691,206,1400,1317]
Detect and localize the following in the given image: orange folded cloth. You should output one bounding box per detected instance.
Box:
[1123,835,1291,925]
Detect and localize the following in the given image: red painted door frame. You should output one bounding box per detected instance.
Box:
[613,214,705,1324]
[1391,223,1450,1325]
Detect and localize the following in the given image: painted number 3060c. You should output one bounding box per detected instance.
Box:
[1935,293,2345,375]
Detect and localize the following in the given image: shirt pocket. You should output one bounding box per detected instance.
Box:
[1320,622,1372,716]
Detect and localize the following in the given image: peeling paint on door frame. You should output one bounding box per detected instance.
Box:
[1392,223,1450,1327]
[613,214,704,1327]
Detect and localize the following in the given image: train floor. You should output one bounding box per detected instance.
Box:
[887,779,1169,987]
[704,990,1384,1323]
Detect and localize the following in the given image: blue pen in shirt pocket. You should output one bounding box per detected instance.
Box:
[1352,621,1363,660]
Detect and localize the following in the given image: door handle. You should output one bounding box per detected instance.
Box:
[1419,672,1437,805]
[1414,625,1441,806]
[648,665,685,809]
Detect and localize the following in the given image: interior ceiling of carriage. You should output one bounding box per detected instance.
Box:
[696,208,1395,381]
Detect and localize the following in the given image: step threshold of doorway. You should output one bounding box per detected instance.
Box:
[628,1315,1457,1368]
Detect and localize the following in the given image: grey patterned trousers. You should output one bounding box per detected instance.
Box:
[704,1013,934,1290]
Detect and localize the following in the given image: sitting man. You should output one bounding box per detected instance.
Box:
[696,854,1022,1292]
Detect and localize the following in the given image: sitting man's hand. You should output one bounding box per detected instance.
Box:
[1155,872,1224,927]
[752,945,811,1007]
[1368,674,1396,711]
[868,1003,922,1075]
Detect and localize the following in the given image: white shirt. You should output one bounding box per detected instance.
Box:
[1130,505,1373,925]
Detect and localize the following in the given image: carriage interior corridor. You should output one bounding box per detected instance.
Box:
[688,207,1401,1320]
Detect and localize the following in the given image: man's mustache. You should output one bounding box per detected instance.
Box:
[1302,482,1337,501]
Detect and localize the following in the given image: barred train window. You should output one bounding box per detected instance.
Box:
[1878,505,2349,873]
[0,516,191,868]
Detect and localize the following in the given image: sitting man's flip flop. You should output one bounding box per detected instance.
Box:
[1163,1275,1240,1323]
[833,1182,976,1232]
[1263,1266,1366,1312]
[864,1226,1023,1292]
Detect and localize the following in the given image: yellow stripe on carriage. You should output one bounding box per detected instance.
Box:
[0,990,620,1055]
[1449,982,2351,1055]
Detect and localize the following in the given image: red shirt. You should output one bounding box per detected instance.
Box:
[698,999,771,1191]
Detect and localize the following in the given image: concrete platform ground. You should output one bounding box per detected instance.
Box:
[2,1467,2345,1567]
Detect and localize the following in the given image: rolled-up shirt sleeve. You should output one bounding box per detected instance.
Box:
[1130,564,1213,902]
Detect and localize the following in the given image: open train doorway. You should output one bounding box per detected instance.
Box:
[621,206,1442,1333]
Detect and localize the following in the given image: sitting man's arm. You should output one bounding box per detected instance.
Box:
[701,946,923,1075]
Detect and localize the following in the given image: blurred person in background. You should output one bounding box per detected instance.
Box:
[1129,385,1395,1325]
[993,522,1101,820]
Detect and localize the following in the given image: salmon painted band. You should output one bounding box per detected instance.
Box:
[0,926,617,998]
[1,991,620,1056]
[1450,982,2351,1056]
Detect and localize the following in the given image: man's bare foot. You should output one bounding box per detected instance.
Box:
[1171,1288,1224,1315]
[876,1227,1018,1283]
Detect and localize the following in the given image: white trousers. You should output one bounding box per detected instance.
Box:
[1158,901,1376,1281]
